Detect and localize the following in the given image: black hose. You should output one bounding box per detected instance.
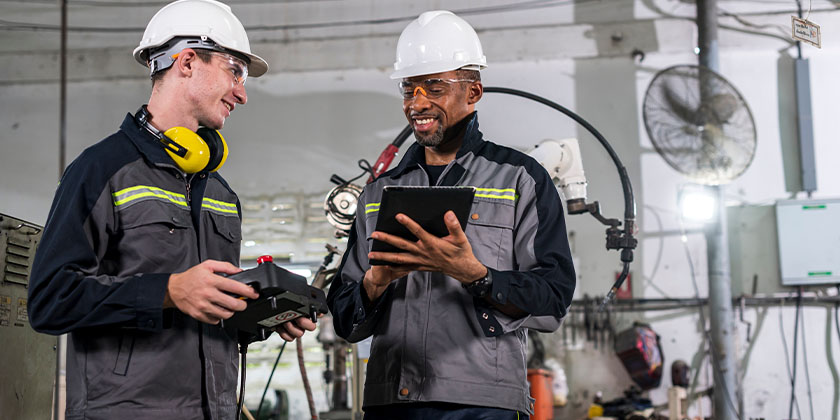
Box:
[237,346,247,419]
[257,341,287,419]
[482,86,636,223]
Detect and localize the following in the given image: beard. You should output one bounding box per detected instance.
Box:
[412,122,445,147]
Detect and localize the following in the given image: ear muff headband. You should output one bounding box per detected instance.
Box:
[134,105,227,174]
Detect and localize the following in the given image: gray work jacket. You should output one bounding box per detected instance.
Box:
[29,114,243,420]
[327,113,576,414]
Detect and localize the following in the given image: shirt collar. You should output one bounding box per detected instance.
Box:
[119,112,182,168]
[388,112,483,179]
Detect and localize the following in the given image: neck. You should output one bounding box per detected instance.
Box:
[146,89,198,132]
[424,112,473,166]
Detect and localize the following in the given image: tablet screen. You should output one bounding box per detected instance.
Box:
[369,186,476,265]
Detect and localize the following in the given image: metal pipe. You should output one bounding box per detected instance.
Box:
[697,0,739,418]
[56,2,68,419]
[567,294,840,312]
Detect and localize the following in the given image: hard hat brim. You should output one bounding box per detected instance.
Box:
[390,61,486,80]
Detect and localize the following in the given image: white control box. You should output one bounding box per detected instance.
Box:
[776,199,840,286]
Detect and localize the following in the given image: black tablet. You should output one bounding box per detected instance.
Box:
[369,186,476,266]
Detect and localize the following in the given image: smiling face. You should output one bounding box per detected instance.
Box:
[401,70,482,149]
[187,50,248,130]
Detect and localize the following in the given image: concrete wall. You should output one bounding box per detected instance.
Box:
[2,1,840,419]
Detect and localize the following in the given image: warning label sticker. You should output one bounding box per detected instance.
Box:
[17,298,28,323]
[257,310,302,328]
[0,295,10,327]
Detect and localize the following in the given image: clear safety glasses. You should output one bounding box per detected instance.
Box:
[207,51,249,86]
[398,78,476,100]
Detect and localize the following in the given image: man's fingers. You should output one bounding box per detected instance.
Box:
[208,290,248,313]
[295,317,317,332]
[371,231,418,252]
[215,276,259,299]
[368,251,421,266]
[395,213,434,242]
[201,259,243,275]
[443,211,467,241]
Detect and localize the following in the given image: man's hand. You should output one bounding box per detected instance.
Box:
[367,211,487,284]
[274,317,317,342]
[362,264,414,303]
[165,260,259,325]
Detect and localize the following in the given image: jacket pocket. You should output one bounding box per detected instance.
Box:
[206,211,242,264]
[209,212,241,243]
[115,201,193,273]
[466,198,515,270]
[113,332,135,376]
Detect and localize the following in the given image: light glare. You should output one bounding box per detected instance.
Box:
[681,190,716,222]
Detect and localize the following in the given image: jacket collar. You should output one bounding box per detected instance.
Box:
[388,112,483,180]
[120,112,183,169]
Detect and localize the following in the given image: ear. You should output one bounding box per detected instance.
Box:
[174,48,199,77]
[466,81,483,105]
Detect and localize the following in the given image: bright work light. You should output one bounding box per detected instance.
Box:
[679,185,717,223]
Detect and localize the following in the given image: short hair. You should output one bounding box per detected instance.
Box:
[151,49,213,88]
[456,69,481,83]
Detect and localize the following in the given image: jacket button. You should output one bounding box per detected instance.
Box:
[488,326,495,333]
[399,388,409,396]
[169,228,175,234]
[471,213,479,220]
[482,312,489,320]
[496,292,503,301]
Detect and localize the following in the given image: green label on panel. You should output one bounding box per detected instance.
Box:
[807,271,832,277]
[802,205,826,210]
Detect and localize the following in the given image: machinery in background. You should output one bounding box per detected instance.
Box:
[0,213,55,420]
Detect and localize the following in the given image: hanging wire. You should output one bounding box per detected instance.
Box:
[257,341,288,419]
[788,290,804,420]
[778,297,803,420]
[798,290,816,420]
[0,0,583,32]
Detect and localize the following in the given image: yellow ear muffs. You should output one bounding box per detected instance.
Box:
[133,105,228,174]
[162,126,211,174]
[196,127,229,173]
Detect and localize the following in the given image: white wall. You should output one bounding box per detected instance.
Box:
[3,2,840,419]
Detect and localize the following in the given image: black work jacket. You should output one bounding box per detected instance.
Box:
[29,114,243,420]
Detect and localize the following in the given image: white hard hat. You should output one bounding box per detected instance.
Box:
[391,10,487,80]
[133,0,268,77]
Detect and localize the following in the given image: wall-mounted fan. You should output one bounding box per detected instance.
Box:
[642,65,757,185]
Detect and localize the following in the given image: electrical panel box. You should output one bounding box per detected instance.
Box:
[776,199,840,286]
[0,213,55,420]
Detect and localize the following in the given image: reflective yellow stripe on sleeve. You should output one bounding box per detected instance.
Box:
[365,202,381,214]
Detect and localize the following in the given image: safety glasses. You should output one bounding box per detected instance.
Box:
[208,51,249,86]
[398,78,476,100]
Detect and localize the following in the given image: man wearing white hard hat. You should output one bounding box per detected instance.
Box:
[328,10,575,420]
[28,1,314,419]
